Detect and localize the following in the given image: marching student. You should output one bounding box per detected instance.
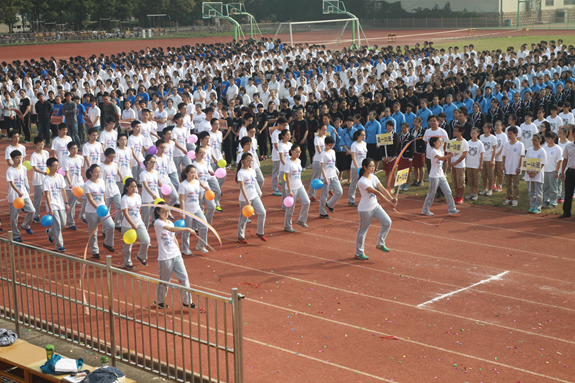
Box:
[244,124,264,189]
[178,165,210,255]
[465,128,485,201]
[308,123,327,201]
[236,152,267,243]
[101,148,123,230]
[397,122,414,190]
[237,136,263,196]
[114,134,133,195]
[278,129,293,211]
[557,126,570,203]
[99,117,118,150]
[43,157,70,251]
[140,154,160,230]
[283,143,310,232]
[479,123,498,196]
[128,120,144,184]
[421,137,459,216]
[154,139,179,206]
[161,127,181,197]
[348,129,367,207]
[7,150,36,242]
[120,177,150,270]
[171,112,192,172]
[542,132,563,209]
[524,133,547,213]
[380,120,400,191]
[51,124,72,167]
[84,164,115,259]
[193,146,217,225]
[319,136,343,218]
[354,158,397,260]
[198,131,223,212]
[30,136,50,223]
[63,142,84,230]
[271,117,289,196]
[502,126,525,207]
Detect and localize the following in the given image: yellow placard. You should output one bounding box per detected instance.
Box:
[446,140,462,154]
[376,133,392,145]
[394,167,410,187]
[522,157,542,171]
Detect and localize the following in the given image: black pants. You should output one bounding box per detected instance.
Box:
[4,117,17,134]
[563,169,575,216]
[223,135,234,164]
[307,138,315,164]
[299,141,308,168]
[37,119,51,146]
[18,115,31,141]
[257,130,268,157]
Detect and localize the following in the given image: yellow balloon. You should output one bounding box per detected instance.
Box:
[283,173,286,181]
[23,161,31,170]
[154,198,165,204]
[123,176,131,184]
[123,229,137,245]
[46,168,50,174]
[217,159,227,168]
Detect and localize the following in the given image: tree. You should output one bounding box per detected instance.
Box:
[0,0,20,33]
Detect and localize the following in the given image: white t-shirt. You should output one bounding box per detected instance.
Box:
[424,128,449,158]
[88,105,101,126]
[6,166,29,202]
[313,136,325,162]
[154,110,168,131]
[100,162,120,197]
[351,141,368,168]
[178,179,201,213]
[523,147,547,183]
[546,115,563,134]
[128,134,144,166]
[543,144,563,173]
[172,127,187,157]
[83,179,106,213]
[451,139,468,169]
[63,156,85,189]
[558,112,575,128]
[505,126,522,139]
[479,134,498,161]
[51,136,72,165]
[357,175,381,212]
[278,141,292,164]
[154,219,180,261]
[164,141,177,174]
[193,161,213,185]
[121,194,143,227]
[114,147,133,181]
[154,155,171,184]
[495,132,508,162]
[502,141,525,175]
[99,130,118,150]
[466,140,485,169]
[519,122,538,149]
[42,174,66,210]
[30,150,49,186]
[320,150,337,180]
[428,148,445,178]
[237,168,258,202]
[139,169,159,202]
[533,118,547,130]
[209,130,223,161]
[83,141,103,166]
[271,129,284,161]
[284,158,303,190]
[5,144,26,162]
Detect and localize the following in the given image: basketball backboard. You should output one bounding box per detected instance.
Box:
[322,0,345,14]
[227,3,246,15]
[202,2,225,19]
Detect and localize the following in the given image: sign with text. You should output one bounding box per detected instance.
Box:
[395,167,410,187]
[377,133,393,145]
[446,140,462,154]
[522,157,542,171]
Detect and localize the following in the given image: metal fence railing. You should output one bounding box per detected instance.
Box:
[0,231,244,383]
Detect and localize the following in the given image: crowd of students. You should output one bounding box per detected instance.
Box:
[2,37,575,306]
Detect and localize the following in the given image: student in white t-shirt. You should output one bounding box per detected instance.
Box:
[448,125,468,204]
[5,131,26,167]
[533,108,548,130]
[84,164,115,258]
[479,123,498,196]
[524,133,547,213]
[30,136,50,222]
[559,103,575,128]
[7,150,36,242]
[99,119,118,151]
[63,142,85,229]
[178,165,210,255]
[493,121,508,192]
[114,134,133,194]
[193,146,217,225]
[153,202,195,309]
[348,129,368,206]
[546,105,563,134]
[319,135,343,218]
[542,132,563,209]
[557,126,570,202]
[271,117,289,195]
[236,152,267,243]
[140,154,160,230]
[465,128,485,201]
[278,129,293,211]
[120,178,150,270]
[501,126,525,206]
[283,143,310,232]
[421,136,459,216]
[308,124,327,200]
[87,97,101,131]
[519,112,538,149]
[51,125,72,166]
[128,121,144,184]
[101,149,123,229]
[43,157,69,251]
[354,157,397,260]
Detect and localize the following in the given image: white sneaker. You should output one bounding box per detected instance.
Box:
[478,190,486,196]
[464,194,473,200]
[511,200,518,207]
[195,245,209,254]
[503,198,511,205]
[421,211,434,216]
[471,194,478,201]
[182,250,192,256]
[448,209,460,215]
[485,190,492,197]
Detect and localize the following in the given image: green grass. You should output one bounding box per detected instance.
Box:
[432,35,575,53]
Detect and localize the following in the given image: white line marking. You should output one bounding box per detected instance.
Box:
[418,271,510,307]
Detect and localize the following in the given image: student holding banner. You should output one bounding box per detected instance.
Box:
[523,133,547,213]
[448,125,468,204]
[421,136,459,216]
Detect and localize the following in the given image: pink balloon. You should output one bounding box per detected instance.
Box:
[187,134,198,144]
[214,168,227,179]
[284,196,294,207]
[161,184,172,195]
[140,162,146,170]
[57,168,65,176]
[187,151,196,160]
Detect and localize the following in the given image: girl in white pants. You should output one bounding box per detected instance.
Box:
[179,165,210,255]
[120,178,150,270]
[421,137,459,216]
[84,164,115,259]
[278,129,293,211]
[284,144,310,232]
[349,129,368,207]
[139,154,160,230]
[237,153,267,243]
[308,124,326,200]
[355,158,397,260]
[193,146,217,225]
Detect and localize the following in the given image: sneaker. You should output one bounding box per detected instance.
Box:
[124,264,135,270]
[115,227,122,233]
[542,205,552,210]
[464,194,473,200]
[478,190,486,196]
[410,180,418,187]
[309,196,318,202]
[348,202,357,207]
[491,185,497,191]
[485,190,492,197]
[455,198,464,204]
[46,229,54,244]
[280,207,286,212]
[238,238,248,244]
[496,186,503,192]
[471,194,478,201]
[154,302,168,309]
[511,200,518,207]
[319,214,330,219]
[256,234,267,241]
[296,221,308,228]
[532,209,541,214]
[448,209,460,215]
[559,213,571,218]
[215,206,223,212]
[284,227,296,233]
[82,218,87,224]
[272,191,281,196]
[182,250,193,255]
[326,203,335,213]
[56,247,66,252]
[246,218,252,223]
[13,237,22,242]
[503,198,512,205]
[421,211,434,216]
[558,198,565,203]
[417,181,424,187]
[21,225,33,235]
[92,254,100,259]
[182,302,196,308]
[376,245,390,252]
[528,208,534,213]
[136,257,148,266]
[103,244,115,253]
[402,184,409,191]
[355,254,369,260]
[195,245,209,253]
[33,217,40,224]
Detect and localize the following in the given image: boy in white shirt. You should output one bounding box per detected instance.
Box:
[5,131,26,166]
[465,128,485,201]
[448,125,468,204]
[128,120,144,184]
[99,118,118,150]
[519,111,538,149]
[51,125,72,165]
[546,105,563,134]
[87,96,101,131]
[101,148,123,229]
[30,136,50,223]
[114,134,133,194]
[161,127,180,197]
[479,123,498,196]
[7,150,36,242]
[493,121,508,193]
[43,157,70,251]
[558,102,575,127]
[542,132,563,209]
[154,140,179,206]
[63,142,85,229]
[502,126,525,206]
[83,127,104,167]
[319,136,342,218]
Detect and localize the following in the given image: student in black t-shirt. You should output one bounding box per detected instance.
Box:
[256,104,269,159]
[291,109,309,167]
[221,106,234,165]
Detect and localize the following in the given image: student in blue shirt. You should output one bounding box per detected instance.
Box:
[430,96,443,117]
[443,94,456,122]
[462,90,474,111]
[138,85,150,102]
[379,107,395,134]
[391,103,405,134]
[363,110,381,170]
[416,99,432,128]
[404,103,416,129]
[337,116,356,184]
[481,88,494,114]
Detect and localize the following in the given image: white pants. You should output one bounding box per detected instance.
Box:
[422,177,457,214]
[308,161,321,198]
[33,185,44,219]
[238,197,266,239]
[182,210,208,252]
[348,166,360,203]
[156,256,190,306]
[47,209,67,249]
[355,205,391,256]
[9,197,35,238]
[106,193,122,228]
[271,161,281,193]
[284,186,310,229]
[86,212,115,255]
[121,224,150,266]
[319,177,343,215]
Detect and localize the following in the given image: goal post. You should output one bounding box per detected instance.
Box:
[273,18,366,50]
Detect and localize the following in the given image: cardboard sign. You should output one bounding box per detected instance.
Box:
[51,116,63,125]
[522,157,542,171]
[119,118,133,128]
[219,119,228,129]
[376,133,392,145]
[446,140,462,154]
[395,167,410,187]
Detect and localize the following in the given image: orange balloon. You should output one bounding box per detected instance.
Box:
[242,205,254,217]
[72,186,84,198]
[13,197,25,209]
[205,190,215,201]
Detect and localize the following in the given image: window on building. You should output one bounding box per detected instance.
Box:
[564,0,575,5]
[545,0,554,5]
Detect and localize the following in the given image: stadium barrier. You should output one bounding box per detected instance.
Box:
[0,231,244,383]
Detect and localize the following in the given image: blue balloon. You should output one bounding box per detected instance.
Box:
[311,179,324,190]
[174,219,186,228]
[96,205,109,217]
[358,168,361,175]
[41,215,53,227]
